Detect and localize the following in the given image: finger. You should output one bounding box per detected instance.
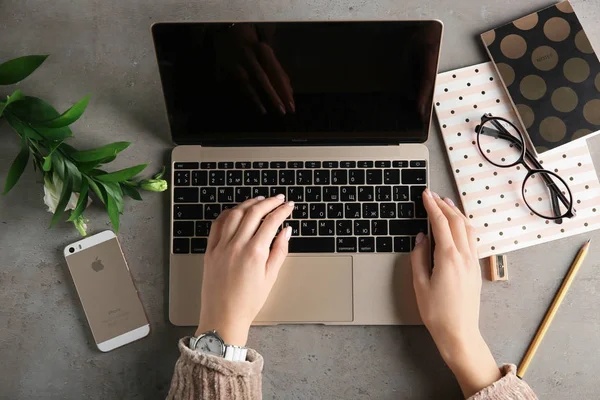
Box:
[207,209,229,251]
[434,196,470,254]
[219,197,265,242]
[422,189,455,251]
[233,194,286,242]
[410,232,431,293]
[233,65,266,114]
[444,198,479,256]
[252,200,295,248]
[243,47,286,114]
[256,43,295,113]
[266,226,291,283]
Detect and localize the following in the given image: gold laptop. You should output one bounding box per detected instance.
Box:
[152,21,442,326]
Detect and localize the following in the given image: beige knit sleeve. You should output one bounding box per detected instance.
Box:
[468,364,538,400]
[167,337,263,400]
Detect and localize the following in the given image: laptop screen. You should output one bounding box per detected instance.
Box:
[152,21,442,145]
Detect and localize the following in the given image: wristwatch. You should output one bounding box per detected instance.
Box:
[189,330,248,362]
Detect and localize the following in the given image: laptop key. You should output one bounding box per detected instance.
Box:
[200,162,216,169]
[345,203,361,219]
[288,237,335,253]
[174,221,194,237]
[402,169,426,184]
[175,162,198,170]
[349,169,365,184]
[252,187,269,198]
[192,170,208,186]
[305,186,322,202]
[359,237,375,252]
[376,237,393,252]
[310,203,326,219]
[331,170,347,185]
[415,203,428,219]
[235,162,251,169]
[384,169,400,184]
[394,237,411,253]
[323,161,338,168]
[305,161,321,168]
[288,187,304,202]
[174,187,199,203]
[205,204,221,220]
[173,238,190,254]
[340,161,356,168]
[292,203,309,219]
[191,238,208,253]
[389,219,428,235]
[340,186,356,201]
[279,170,295,185]
[218,162,234,169]
[270,186,287,197]
[397,203,414,218]
[200,187,216,202]
[318,220,335,236]
[375,161,391,168]
[393,186,410,201]
[314,170,330,185]
[235,187,252,202]
[358,161,373,168]
[196,221,212,237]
[411,186,427,203]
[410,160,427,168]
[288,161,303,168]
[296,170,313,185]
[283,220,300,236]
[337,237,357,252]
[366,169,383,184]
[328,203,344,219]
[393,161,408,168]
[262,170,277,185]
[380,203,397,218]
[209,171,225,186]
[227,171,243,185]
[362,203,378,218]
[174,171,190,186]
[270,161,286,168]
[376,186,392,202]
[174,204,203,220]
[222,204,236,211]
[301,220,318,236]
[252,161,268,169]
[244,170,260,185]
[323,186,339,201]
[372,220,388,235]
[358,186,374,201]
[336,220,353,235]
[218,187,234,203]
[354,220,370,235]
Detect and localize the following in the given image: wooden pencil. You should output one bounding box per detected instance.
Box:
[517,239,591,379]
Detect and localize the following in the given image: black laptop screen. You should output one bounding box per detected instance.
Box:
[152,21,442,145]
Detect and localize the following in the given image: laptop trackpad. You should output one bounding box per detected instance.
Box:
[255,256,353,323]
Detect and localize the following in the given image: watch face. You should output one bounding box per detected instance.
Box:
[198,334,223,356]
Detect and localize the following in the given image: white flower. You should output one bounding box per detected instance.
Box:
[43,173,80,212]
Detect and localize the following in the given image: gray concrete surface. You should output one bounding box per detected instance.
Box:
[1,0,600,399]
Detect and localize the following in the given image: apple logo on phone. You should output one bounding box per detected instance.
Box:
[91,257,104,272]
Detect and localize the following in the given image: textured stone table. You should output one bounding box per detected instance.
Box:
[1,0,599,398]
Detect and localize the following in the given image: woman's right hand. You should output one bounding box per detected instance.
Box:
[410,189,501,398]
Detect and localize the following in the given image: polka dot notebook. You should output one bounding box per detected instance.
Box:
[434,61,600,258]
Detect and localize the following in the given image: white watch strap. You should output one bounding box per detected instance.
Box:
[224,345,248,362]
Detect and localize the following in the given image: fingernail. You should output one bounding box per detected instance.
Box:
[285,226,292,241]
[287,201,295,207]
[279,104,286,115]
[432,191,441,199]
[424,188,432,197]
[289,100,296,113]
[276,193,285,200]
[415,232,426,245]
[256,196,265,200]
[444,197,455,207]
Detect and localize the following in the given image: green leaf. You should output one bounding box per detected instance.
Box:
[87,177,106,205]
[121,184,142,201]
[0,55,48,85]
[50,175,73,227]
[1,90,25,117]
[3,111,44,140]
[70,142,130,163]
[153,166,166,179]
[9,96,72,140]
[2,136,30,195]
[107,194,120,233]
[96,164,147,183]
[78,155,118,173]
[64,158,82,191]
[37,95,90,128]
[101,181,124,213]
[0,101,5,117]
[42,155,53,172]
[67,180,89,222]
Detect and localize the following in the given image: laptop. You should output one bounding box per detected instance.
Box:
[152,21,443,326]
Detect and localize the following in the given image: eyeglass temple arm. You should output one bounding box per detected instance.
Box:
[484,119,574,219]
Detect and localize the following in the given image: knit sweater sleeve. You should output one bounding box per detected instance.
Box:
[467,364,538,400]
[167,337,263,400]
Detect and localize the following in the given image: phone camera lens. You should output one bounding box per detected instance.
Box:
[69,247,75,253]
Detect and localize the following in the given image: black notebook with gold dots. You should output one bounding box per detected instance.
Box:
[481,0,600,154]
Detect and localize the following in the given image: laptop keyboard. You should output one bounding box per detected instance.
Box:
[172,160,428,254]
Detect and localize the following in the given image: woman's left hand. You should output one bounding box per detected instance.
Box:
[196,195,294,346]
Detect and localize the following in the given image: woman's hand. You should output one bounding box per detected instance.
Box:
[196,195,294,346]
[410,189,501,398]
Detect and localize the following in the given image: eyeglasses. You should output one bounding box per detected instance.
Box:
[474,114,575,224]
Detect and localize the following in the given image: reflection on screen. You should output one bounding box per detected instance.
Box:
[153,21,442,144]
